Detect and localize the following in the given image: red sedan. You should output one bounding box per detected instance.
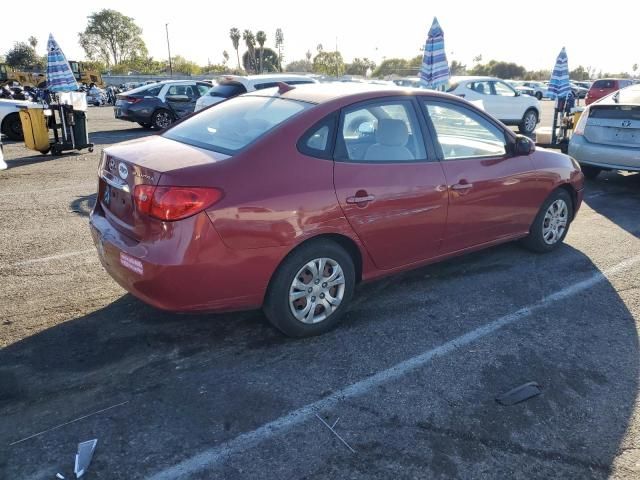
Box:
[90,83,584,337]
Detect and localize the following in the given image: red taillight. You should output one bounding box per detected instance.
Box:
[125,96,143,104]
[133,185,223,221]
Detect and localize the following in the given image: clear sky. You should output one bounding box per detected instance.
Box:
[1,0,637,74]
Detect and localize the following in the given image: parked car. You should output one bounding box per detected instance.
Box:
[194,74,318,111]
[520,81,553,100]
[506,81,536,98]
[569,83,640,179]
[447,76,541,134]
[90,83,584,337]
[585,78,634,105]
[114,80,212,129]
[0,97,41,140]
[569,82,588,99]
[392,77,424,88]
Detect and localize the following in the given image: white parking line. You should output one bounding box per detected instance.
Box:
[147,253,640,480]
[6,249,96,268]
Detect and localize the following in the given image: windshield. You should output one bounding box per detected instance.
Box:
[163,95,312,154]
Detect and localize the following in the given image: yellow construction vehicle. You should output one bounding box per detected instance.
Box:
[68,61,104,87]
[0,64,46,87]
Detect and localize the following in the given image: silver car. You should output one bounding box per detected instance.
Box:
[569,84,640,179]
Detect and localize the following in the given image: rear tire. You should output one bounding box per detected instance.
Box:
[581,165,601,180]
[522,188,573,253]
[264,240,355,337]
[535,91,543,100]
[151,109,173,130]
[518,109,538,135]
[2,113,23,141]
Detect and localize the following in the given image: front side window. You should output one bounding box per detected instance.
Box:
[338,100,426,162]
[424,101,506,160]
[163,96,311,154]
[494,81,516,97]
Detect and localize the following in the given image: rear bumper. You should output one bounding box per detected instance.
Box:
[89,207,284,313]
[114,105,151,124]
[569,136,640,171]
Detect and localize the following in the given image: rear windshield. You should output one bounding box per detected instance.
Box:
[163,96,312,154]
[593,80,615,89]
[600,85,640,106]
[208,83,247,98]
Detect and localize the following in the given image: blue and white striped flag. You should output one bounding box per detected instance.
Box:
[548,47,571,99]
[46,34,79,92]
[419,17,450,89]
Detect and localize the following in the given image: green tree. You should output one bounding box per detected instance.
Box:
[633,63,638,76]
[305,50,312,62]
[372,58,408,77]
[470,60,525,79]
[450,60,466,75]
[28,36,38,49]
[229,28,241,71]
[222,50,230,66]
[256,30,267,73]
[285,59,312,73]
[243,48,279,73]
[313,51,344,76]
[5,42,42,69]
[275,28,284,71]
[570,65,590,81]
[78,9,147,67]
[243,30,257,74]
[345,57,376,76]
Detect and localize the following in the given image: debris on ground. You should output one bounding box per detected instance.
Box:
[74,439,98,478]
[315,413,356,453]
[496,382,542,406]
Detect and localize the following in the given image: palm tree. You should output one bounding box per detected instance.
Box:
[256,31,267,73]
[28,36,38,50]
[275,28,284,72]
[243,30,256,73]
[229,28,241,71]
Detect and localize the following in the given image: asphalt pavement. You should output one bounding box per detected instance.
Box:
[1,102,639,479]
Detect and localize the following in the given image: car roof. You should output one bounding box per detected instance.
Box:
[248,81,444,105]
[217,74,317,88]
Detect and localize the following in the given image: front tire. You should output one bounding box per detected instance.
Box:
[518,109,538,135]
[151,109,173,130]
[522,189,573,253]
[264,240,355,337]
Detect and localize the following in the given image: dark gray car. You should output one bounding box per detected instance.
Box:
[114,80,211,130]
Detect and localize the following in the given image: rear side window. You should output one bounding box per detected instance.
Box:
[146,86,162,96]
[208,83,247,98]
[298,114,337,159]
[593,80,615,89]
[163,96,311,154]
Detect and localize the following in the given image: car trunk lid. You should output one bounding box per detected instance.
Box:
[98,136,230,240]
[584,105,640,148]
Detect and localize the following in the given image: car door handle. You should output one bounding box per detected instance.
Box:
[451,183,473,191]
[346,194,375,204]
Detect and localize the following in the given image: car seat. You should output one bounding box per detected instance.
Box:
[363,119,414,161]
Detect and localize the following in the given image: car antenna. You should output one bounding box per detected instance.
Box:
[277,82,295,94]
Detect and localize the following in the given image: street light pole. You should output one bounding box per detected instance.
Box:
[165,23,173,77]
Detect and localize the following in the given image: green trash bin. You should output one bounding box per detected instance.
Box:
[71,110,89,148]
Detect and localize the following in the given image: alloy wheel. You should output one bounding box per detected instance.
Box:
[542,199,568,245]
[289,258,346,324]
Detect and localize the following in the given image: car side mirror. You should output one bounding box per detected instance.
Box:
[166,94,191,103]
[514,135,535,156]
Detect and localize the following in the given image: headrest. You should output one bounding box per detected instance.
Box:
[376,119,409,146]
